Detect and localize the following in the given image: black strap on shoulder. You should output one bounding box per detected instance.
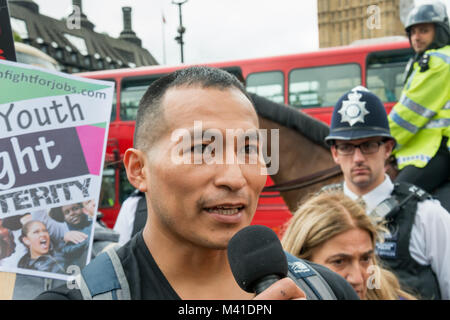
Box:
[402,57,415,85]
[419,53,430,72]
[131,196,147,237]
[392,182,431,203]
[371,182,432,217]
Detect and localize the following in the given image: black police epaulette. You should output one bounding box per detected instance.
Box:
[393,182,432,202]
[419,54,430,72]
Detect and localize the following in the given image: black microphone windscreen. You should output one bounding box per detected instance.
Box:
[227,225,288,293]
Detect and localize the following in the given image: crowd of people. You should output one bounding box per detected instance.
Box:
[1,2,449,301]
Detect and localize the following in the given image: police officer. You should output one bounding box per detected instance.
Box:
[388,2,450,202]
[324,86,450,300]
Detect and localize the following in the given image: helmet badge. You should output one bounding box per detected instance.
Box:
[338,90,370,126]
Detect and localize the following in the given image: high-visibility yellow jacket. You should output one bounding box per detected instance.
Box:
[389,45,450,169]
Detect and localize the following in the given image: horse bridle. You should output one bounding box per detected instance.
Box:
[261,165,342,196]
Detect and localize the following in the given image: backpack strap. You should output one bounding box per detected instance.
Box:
[285,252,337,300]
[77,247,335,300]
[77,247,130,300]
[131,196,147,238]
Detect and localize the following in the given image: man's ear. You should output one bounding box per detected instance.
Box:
[330,145,340,164]
[384,139,395,159]
[123,148,148,192]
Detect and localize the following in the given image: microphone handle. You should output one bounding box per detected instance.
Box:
[253,274,282,295]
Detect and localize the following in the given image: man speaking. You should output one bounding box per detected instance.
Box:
[37,66,358,300]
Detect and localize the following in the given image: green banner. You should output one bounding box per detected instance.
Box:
[0,63,110,104]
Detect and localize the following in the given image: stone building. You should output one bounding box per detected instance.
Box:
[8,0,158,73]
[318,0,414,47]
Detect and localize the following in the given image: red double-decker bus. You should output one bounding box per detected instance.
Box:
[78,38,413,232]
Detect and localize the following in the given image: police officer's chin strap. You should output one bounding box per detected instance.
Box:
[433,23,450,48]
[402,55,416,85]
[402,30,423,85]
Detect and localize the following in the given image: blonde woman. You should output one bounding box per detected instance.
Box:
[281,192,416,300]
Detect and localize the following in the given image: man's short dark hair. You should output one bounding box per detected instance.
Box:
[133,66,253,151]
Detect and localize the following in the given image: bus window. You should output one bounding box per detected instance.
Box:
[120,76,163,121]
[246,71,284,104]
[119,167,135,204]
[100,168,115,208]
[289,64,361,108]
[366,49,413,102]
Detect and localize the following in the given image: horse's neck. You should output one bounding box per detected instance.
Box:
[262,118,340,212]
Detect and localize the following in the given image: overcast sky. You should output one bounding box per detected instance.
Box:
[31,0,450,66]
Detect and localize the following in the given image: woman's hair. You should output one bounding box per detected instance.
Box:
[281,191,416,300]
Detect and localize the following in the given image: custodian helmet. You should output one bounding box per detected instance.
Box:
[324,86,396,145]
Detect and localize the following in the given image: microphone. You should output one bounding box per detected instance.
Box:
[227,225,288,295]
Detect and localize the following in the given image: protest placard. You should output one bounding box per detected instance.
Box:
[0,59,114,283]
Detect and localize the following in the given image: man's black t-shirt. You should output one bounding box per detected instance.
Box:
[36,232,358,300]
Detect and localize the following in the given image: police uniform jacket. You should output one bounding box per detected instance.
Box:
[389,45,450,169]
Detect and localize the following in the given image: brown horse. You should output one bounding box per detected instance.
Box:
[250,93,342,213]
